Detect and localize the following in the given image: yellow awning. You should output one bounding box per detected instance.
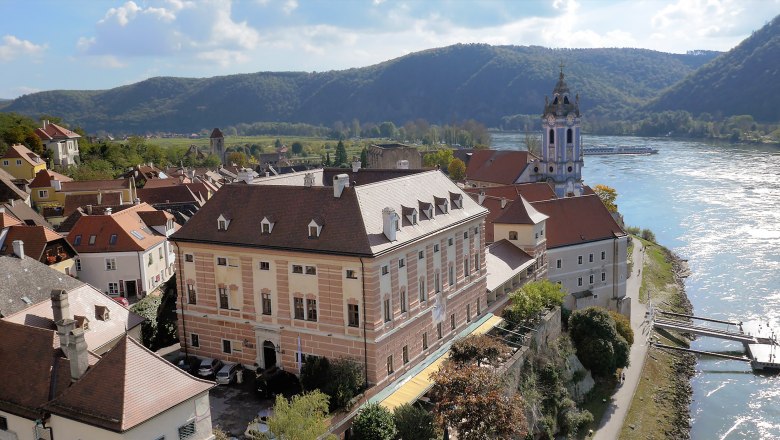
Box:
[379,314,504,410]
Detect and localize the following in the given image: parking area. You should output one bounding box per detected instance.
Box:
[209,376,272,438]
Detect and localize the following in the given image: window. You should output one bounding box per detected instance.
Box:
[346,269,358,279]
[477,298,481,315]
[292,265,303,274]
[217,257,227,266]
[105,234,117,245]
[309,225,318,238]
[418,250,424,260]
[261,223,270,234]
[601,251,606,260]
[15,159,21,166]
[148,254,154,267]
[178,420,196,439]
[305,265,317,275]
[419,279,426,302]
[474,254,479,272]
[306,299,318,321]
[387,355,394,374]
[159,247,164,259]
[105,258,116,271]
[589,253,594,263]
[384,298,391,322]
[400,290,407,313]
[89,235,96,245]
[448,237,454,246]
[450,313,456,330]
[433,244,439,253]
[219,287,229,309]
[602,272,606,282]
[108,282,119,295]
[474,226,479,235]
[589,274,594,284]
[191,333,199,348]
[437,322,442,339]
[578,256,583,265]
[464,258,470,276]
[578,277,583,287]
[348,304,360,327]
[262,293,272,315]
[448,265,454,286]
[435,273,441,293]
[259,261,270,270]
[73,235,82,246]
[381,265,389,275]
[556,259,562,269]
[1,160,6,166]
[398,258,405,268]
[218,219,227,230]
[222,339,232,354]
[187,284,196,304]
[509,231,518,240]
[403,345,409,364]
[38,190,48,198]
[294,297,304,319]
[466,304,471,322]
[75,258,81,271]
[463,231,469,239]
[422,332,428,349]
[185,253,194,262]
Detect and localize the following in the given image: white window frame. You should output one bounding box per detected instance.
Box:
[105,258,117,271]
[259,261,270,270]
[185,253,194,263]
[108,282,119,295]
[38,189,49,198]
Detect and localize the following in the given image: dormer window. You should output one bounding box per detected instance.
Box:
[217,214,231,231]
[261,215,276,234]
[419,201,434,220]
[308,217,324,238]
[434,196,448,214]
[402,206,418,225]
[95,305,110,321]
[450,192,463,209]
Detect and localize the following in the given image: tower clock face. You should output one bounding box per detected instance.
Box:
[547,115,556,126]
[567,114,574,125]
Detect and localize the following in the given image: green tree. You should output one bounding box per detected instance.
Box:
[263,392,337,440]
[640,228,657,242]
[609,310,634,345]
[569,307,630,377]
[593,184,618,213]
[227,151,248,167]
[291,141,304,155]
[378,121,397,139]
[505,280,566,324]
[351,403,396,440]
[393,404,439,440]
[423,148,454,170]
[447,157,466,180]
[360,147,368,168]
[449,334,510,367]
[334,140,348,167]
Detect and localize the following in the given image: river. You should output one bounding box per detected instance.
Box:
[490,132,780,440]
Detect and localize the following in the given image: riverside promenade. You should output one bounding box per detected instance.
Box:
[593,240,650,440]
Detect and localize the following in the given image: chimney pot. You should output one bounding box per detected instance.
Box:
[500,197,508,209]
[12,240,24,259]
[477,191,486,205]
[382,207,399,241]
[51,289,70,323]
[104,207,112,215]
[67,328,89,382]
[56,318,76,354]
[352,160,361,173]
[333,174,350,198]
[86,205,93,215]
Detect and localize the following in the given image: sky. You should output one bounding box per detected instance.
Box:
[1,0,779,99]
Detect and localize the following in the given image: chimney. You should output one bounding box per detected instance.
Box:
[333,174,350,198]
[67,328,89,382]
[7,199,13,207]
[477,191,486,205]
[304,173,314,188]
[52,179,62,191]
[51,289,70,324]
[238,168,254,184]
[86,204,93,215]
[104,207,112,215]
[396,160,409,170]
[56,318,76,354]
[97,191,102,205]
[382,207,398,241]
[352,160,361,173]
[134,197,140,205]
[43,120,49,129]
[500,197,508,209]
[12,240,24,259]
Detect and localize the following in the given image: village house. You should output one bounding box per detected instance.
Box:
[65,203,177,298]
[171,170,492,388]
[0,167,30,206]
[0,144,47,180]
[463,149,539,188]
[34,120,81,167]
[0,215,78,276]
[367,143,422,169]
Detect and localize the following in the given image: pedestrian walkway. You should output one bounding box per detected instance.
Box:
[592,240,650,440]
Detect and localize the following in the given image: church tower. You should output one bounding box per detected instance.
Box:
[539,68,583,197]
[209,128,225,164]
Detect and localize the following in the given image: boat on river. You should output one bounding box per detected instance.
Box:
[584,145,659,155]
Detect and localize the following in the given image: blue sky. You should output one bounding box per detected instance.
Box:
[1,0,778,99]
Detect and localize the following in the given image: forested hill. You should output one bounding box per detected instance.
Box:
[647,15,780,122]
[4,44,719,133]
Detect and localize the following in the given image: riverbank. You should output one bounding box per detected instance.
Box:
[620,240,694,439]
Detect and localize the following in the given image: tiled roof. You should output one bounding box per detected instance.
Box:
[0,210,22,229]
[66,203,166,253]
[44,335,213,432]
[5,284,145,352]
[137,209,173,227]
[0,167,28,201]
[485,239,535,292]
[1,200,52,228]
[34,122,81,141]
[322,167,429,186]
[2,144,45,167]
[494,196,549,226]
[465,150,532,185]
[0,320,71,419]
[531,194,626,249]
[137,185,202,205]
[29,169,72,188]
[0,225,73,261]
[210,128,223,138]
[63,193,122,216]
[0,255,83,318]
[173,170,487,257]
[465,183,556,242]
[61,178,131,192]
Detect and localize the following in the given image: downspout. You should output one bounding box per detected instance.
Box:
[360,257,369,389]
[176,243,188,360]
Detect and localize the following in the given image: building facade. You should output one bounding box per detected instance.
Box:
[367,143,422,169]
[34,120,81,167]
[0,144,46,180]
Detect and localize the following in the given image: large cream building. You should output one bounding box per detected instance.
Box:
[171,170,490,386]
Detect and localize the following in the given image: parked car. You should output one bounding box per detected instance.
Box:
[176,356,199,374]
[112,296,130,307]
[244,408,275,439]
[215,362,241,385]
[197,358,223,378]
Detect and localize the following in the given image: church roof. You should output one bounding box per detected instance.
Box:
[210,128,223,139]
[543,70,580,117]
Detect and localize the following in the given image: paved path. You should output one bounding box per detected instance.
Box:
[592,240,651,440]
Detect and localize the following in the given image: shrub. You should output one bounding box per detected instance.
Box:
[351,403,397,440]
[609,311,634,345]
[449,334,510,367]
[393,404,439,440]
[569,307,630,377]
[301,356,331,393]
[300,356,364,411]
[130,295,162,348]
[640,228,656,242]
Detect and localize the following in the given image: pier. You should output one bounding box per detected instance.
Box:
[651,312,780,371]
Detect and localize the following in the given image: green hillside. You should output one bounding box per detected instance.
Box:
[647,15,780,122]
[4,44,718,133]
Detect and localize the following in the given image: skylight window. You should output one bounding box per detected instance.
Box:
[131,230,145,240]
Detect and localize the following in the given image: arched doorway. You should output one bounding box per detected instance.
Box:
[263,341,277,368]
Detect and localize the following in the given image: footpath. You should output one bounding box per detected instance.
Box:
[592,240,650,440]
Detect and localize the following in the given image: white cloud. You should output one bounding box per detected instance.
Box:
[282,0,298,14]
[0,35,47,61]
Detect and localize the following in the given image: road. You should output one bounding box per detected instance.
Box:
[592,239,651,440]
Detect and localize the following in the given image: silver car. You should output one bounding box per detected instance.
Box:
[197,358,222,378]
[215,362,241,385]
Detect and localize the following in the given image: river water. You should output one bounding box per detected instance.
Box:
[491,132,780,440]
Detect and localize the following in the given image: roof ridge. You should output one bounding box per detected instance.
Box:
[353,169,441,190]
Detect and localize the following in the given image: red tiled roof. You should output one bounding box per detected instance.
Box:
[2,144,45,167]
[66,203,166,253]
[44,335,213,432]
[465,150,532,185]
[494,196,548,226]
[210,128,223,138]
[34,122,81,141]
[61,178,131,192]
[531,194,626,248]
[30,169,72,188]
[0,225,72,261]
[137,185,202,205]
[63,193,123,216]
[0,210,22,229]
[464,183,556,242]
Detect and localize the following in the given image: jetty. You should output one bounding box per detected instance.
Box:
[651,311,780,371]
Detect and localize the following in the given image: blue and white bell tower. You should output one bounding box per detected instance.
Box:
[539,68,583,198]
